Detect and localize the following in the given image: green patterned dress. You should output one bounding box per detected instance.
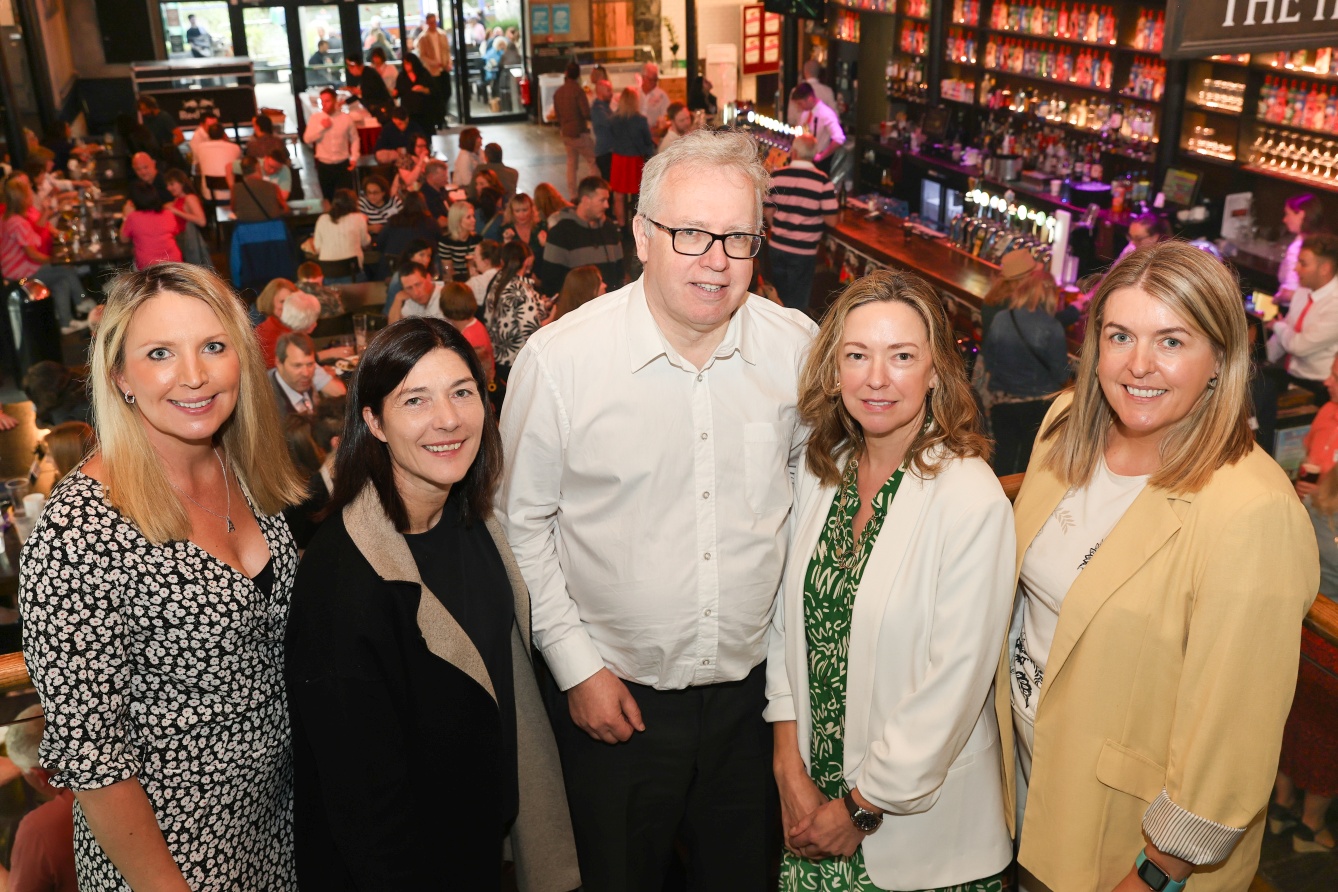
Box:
[778,457,1006,892]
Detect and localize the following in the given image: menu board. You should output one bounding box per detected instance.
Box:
[742,5,783,75]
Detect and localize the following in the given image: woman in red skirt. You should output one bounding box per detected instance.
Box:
[1271,465,1338,852]
[606,87,655,227]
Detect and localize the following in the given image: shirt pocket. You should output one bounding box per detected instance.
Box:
[744,422,790,515]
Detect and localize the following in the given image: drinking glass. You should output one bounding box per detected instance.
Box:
[353,314,369,354]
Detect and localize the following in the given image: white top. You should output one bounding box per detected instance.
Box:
[1278,234,1303,294]
[303,110,361,166]
[785,78,839,125]
[194,139,242,179]
[801,100,846,160]
[1267,273,1338,381]
[467,267,498,306]
[638,86,670,127]
[313,212,371,264]
[1011,458,1147,725]
[453,149,481,190]
[498,277,817,691]
[398,282,446,319]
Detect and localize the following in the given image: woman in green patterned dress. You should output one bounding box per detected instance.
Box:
[765,270,1016,891]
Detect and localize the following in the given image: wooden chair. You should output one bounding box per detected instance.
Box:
[317,257,361,284]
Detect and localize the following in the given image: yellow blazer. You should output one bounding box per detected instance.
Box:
[995,395,1319,891]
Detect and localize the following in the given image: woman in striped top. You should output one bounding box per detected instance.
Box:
[358,174,401,236]
[437,201,480,282]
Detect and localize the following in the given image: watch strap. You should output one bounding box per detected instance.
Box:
[1135,850,1187,892]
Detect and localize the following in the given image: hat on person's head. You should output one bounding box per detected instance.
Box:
[1000,248,1038,280]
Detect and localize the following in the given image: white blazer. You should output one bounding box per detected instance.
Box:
[764,451,1015,890]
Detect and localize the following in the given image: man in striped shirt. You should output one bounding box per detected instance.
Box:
[764,135,838,313]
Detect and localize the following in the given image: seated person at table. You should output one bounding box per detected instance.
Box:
[437,202,480,282]
[388,259,444,323]
[246,113,286,161]
[1,174,88,334]
[358,174,401,236]
[193,123,242,196]
[394,134,433,193]
[231,156,288,222]
[467,239,502,307]
[420,159,451,229]
[136,96,183,151]
[3,705,77,892]
[189,110,220,156]
[374,107,425,164]
[130,152,173,206]
[270,330,347,421]
[383,239,439,313]
[257,279,353,369]
[478,143,519,199]
[262,149,293,201]
[1268,232,1338,406]
[312,188,371,279]
[44,420,96,481]
[296,261,346,318]
[440,280,494,385]
[120,180,184,269]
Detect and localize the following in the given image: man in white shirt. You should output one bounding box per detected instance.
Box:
[189,110,221,156]
[785,60,838,125]
[466,239,501,306]
[656,103,694,154]
[303,87,360,204]
[637,62,670,136]
[415,13,453,121]
[791,82,845,175]
[192,123,242,197]
[269,329,347,420]
[499,129,816,892]
[387,260,445,322]
[1268,231,1338,405]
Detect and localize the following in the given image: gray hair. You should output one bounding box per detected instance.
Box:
[280,290,322,333]
[636,129,769,231]
[6,705,44,774]
[791,134,818,162]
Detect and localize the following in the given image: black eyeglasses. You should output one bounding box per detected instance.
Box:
[646,219,763,259]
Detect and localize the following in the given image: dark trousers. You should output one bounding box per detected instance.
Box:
[315,160,353,203]
[544,662,776,892]
[1255,365,1330,455]
[596,152,613,182]
[990,398,1053,477]
[437,71,453,119]
[767,246,817,313]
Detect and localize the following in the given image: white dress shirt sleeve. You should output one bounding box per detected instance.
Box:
[1270,284,1338,374]
[303,113,327,147]
[346,117,360,167]
[857,482,1017,815]
[498,343,607,690]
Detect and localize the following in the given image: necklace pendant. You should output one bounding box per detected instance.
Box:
[226,518,235,534]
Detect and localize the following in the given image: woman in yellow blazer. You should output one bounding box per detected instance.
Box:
[998,241,1319,892]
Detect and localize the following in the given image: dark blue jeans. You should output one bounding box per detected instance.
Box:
[767,246,817,313]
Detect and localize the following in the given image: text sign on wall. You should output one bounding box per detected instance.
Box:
[1167,0,1338,58]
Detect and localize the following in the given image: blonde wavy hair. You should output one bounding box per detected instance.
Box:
[91,263,307,544]
[798,268,989,486]
[1040,241,1252,493]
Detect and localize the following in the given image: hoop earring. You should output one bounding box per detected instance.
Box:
[123,392,135,404]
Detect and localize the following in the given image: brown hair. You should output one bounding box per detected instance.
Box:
[798,269,989,485]
[45,421,95,480]
[437,282,478,321]
[552,266,603,322]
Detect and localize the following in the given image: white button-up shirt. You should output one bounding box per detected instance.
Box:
[803,100,846,161]
[303,109,360,166]
[498,277,817,691]
[1268,274,1338,380]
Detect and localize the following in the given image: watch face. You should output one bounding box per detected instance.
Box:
[852,809,882,832]
[1137,858,1170,892]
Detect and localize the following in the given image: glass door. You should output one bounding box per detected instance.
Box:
[242,6,296,122]
[451,0,526,122]
[160,1,235,60]
[298,4,344,88]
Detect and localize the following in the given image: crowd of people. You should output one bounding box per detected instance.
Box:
[2,124,1328,892]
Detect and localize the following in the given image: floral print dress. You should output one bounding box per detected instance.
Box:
[779,458,1004,892]
[485,272,549,369]
[18,472,298,891]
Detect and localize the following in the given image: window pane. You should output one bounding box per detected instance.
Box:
[160,2,234,60]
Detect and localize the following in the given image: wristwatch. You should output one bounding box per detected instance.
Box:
[842,792,883,833]
[1135,851,1187,892]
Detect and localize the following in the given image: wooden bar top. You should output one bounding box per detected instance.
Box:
[829,213,995,310]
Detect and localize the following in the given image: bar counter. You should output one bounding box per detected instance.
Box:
[823,212,1002,324]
